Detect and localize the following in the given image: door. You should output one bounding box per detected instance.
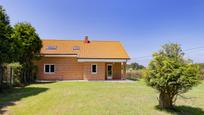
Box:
[107,64,113,80]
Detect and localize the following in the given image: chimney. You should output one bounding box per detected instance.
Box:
[84,36,90,43]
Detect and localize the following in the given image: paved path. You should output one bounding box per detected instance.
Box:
[36,80,134,83]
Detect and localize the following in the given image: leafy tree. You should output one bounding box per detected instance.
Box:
[146,43,201,109]
[12,22,42,83]
[0,5,13,89]
[127,62,145,70]
[196,63,204,69]
[196,63,204,79]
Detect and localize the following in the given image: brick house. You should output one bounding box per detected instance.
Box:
[34,36,129,80]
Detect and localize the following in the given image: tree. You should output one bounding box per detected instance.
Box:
[127,62,145,70]
[12,22,42,83]
[146,43,201,109]
[0,5,13,89]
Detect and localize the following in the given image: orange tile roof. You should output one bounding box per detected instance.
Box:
[41,39,129,59]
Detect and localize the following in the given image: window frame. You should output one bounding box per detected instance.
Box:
[91,64,97,74]
[107,64,113,78]
[46,45,57,50]
[44,64,55,74]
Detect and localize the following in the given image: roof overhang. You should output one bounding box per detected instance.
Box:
[42,54,78,57]
[77,58,128,62]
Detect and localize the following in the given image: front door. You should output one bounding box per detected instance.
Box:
[107,64,113,80]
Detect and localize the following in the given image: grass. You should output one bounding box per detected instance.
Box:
[0,80,204,115]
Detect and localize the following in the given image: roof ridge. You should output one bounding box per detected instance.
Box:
[42,39,82,41]
[91,40,120,42]
[42,39,120,42]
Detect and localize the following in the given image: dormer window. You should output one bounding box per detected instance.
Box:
[73,46,80,50]
[46,45,57,50]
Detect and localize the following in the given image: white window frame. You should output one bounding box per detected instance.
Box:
[91,64,97,74]
[44,64,55,74]
[46,45,57,50]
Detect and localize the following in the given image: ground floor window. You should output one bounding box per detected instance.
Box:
[44,64,55,73]
[91,64,97,74]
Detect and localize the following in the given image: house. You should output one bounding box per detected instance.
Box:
[34,36,129,80]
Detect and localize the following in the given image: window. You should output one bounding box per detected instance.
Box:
[45,65,50,72]
[73,46,80,50]
[44,64,55,73]
[91,64,97,74]
[46,45,57,50]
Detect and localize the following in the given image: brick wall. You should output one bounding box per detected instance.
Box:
[34,57,83,80]
[34,57,122,80]
[113,62,122,80]
[83,62,106,80]
[105,62,122,80]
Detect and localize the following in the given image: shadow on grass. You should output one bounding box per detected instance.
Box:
[155,105,204,115]
[126,77,140,81]
[0,86,49,114]
[33,81,56,84]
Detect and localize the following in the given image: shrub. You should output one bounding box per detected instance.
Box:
[146,43,201,109]
[201,69,204,80]
[8,63,23,86]
[127,69,146,80]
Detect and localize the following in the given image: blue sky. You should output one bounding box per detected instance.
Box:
[1,0,204,66]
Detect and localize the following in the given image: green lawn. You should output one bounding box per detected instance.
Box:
[0,80,204,115]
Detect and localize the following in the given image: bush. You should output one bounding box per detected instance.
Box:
[201,69,204,80]
[0,63,23,89]
[8,63,23,86]
[127,69,146,80]
[146,43,201,109]
[196,64,204,80]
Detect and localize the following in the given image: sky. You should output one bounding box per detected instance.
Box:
[1,0,204,66]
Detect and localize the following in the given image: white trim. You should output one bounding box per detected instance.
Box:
[43,54,77,57]
[78,59,128,62]
[91,64,97,74]
[107,64,113,80]
[44,64,55,74]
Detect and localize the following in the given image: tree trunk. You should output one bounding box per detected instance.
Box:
[9,67,12,87]
[0,65,3,90]
[23,70,27,84]
[159,92,173,109]
[11,67,14,86]
[30,68,33,83]
[28,61,32,83]
[29,67,32,83]
[25,69,28,84]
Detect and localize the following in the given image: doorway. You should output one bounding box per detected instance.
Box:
[107,64,113,80]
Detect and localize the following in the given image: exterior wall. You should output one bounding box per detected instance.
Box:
[121,62,127,80]
[113,62,122,80]
[34,57,122,80]
[105,62,122,80]
[82,62,106,80]
[34,57,84,80]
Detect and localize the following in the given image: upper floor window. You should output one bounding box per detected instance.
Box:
[73,46,80,51]
[46,45,57,50]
